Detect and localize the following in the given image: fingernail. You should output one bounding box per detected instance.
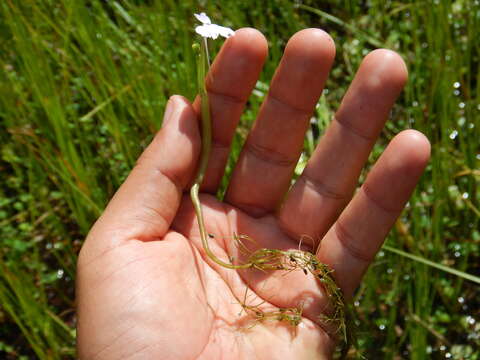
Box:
[162,96,177,127]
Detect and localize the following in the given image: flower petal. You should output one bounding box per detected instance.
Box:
[195,25,219,39]
[195,25,211,38]
[193,13,234,40]
[194,12,211,25]
[213,24,235,38]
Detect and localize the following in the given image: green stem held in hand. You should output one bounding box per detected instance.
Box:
[190,40,250,270]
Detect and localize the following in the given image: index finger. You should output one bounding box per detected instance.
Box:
[194,28,268,193]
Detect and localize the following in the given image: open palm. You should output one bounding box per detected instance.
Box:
[76,29,430,359]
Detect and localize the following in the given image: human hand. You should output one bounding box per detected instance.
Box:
[76,28,430,359]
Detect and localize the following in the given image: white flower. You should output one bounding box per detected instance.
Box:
[194,12,234,40]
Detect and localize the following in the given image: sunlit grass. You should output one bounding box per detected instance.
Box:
[0,0,478,358]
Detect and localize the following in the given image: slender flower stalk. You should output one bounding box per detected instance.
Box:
[190,14,249,270]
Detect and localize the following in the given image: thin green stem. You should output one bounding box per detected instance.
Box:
[191,40,211,187]
[190,40,250,270]
[203,37,211,67]
[383,245,480,285]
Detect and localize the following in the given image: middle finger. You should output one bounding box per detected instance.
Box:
[278,49,408,247]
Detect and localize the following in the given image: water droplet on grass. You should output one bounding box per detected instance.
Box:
[449,130,458,139]
[462,192,469,199]
[453,81,461,88]
[458,297,465,304]
[57,269,64,279]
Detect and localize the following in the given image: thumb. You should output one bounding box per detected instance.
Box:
[83,95,200,256]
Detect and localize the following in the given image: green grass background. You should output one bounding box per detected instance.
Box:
[0,0,479,358]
